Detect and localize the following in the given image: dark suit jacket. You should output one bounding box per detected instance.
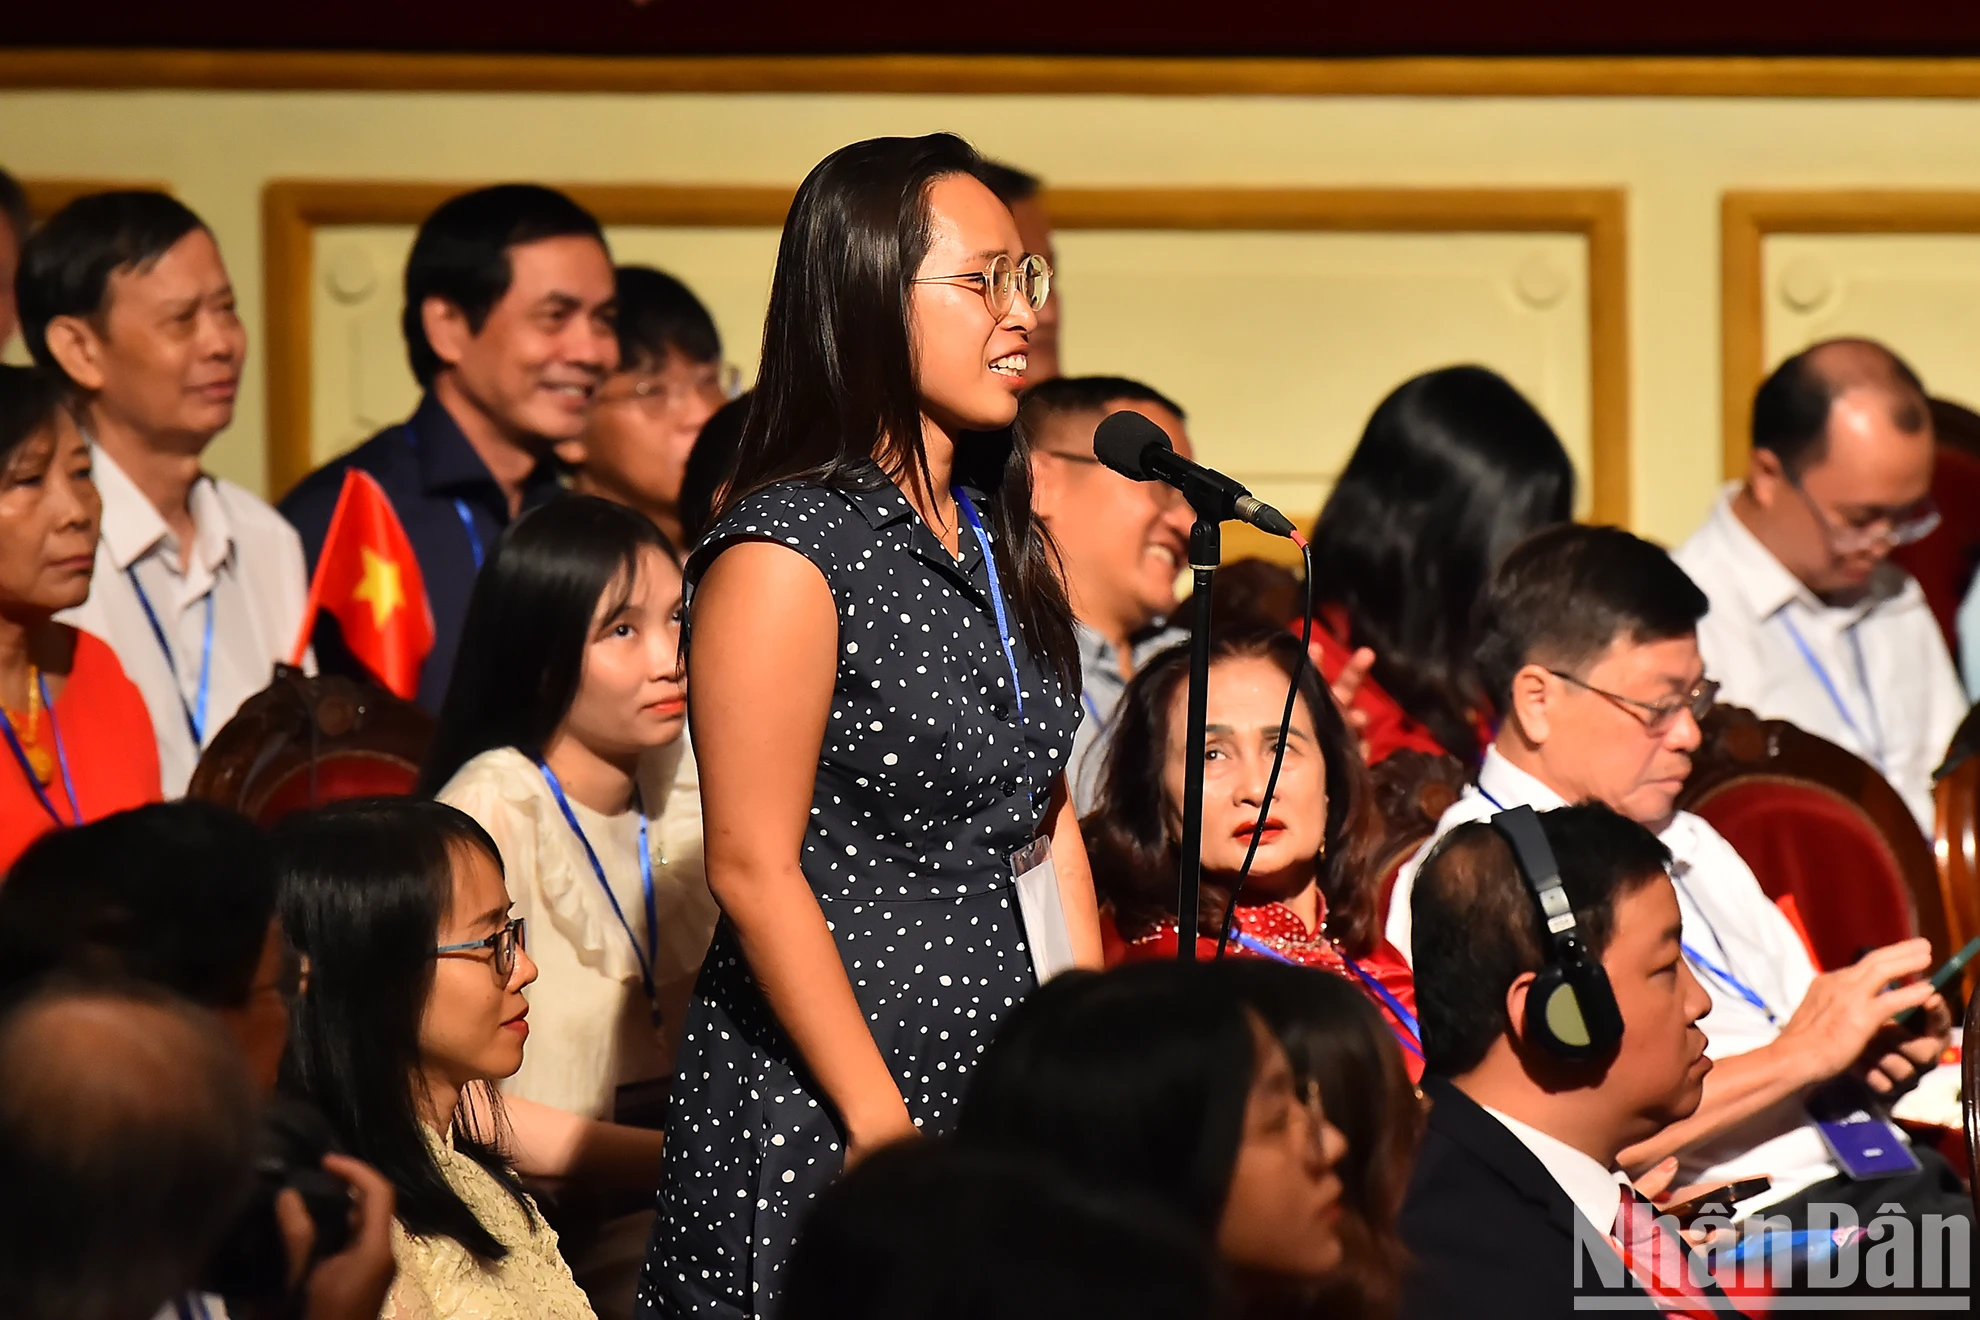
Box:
[1398,1077,1744,1320]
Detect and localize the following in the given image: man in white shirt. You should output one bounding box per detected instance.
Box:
[18,191,310,794]
[1023,376,1194,811]
[1389,524,1966,1292]
[1399,802,1727,1315]
[1673,338,1964,833]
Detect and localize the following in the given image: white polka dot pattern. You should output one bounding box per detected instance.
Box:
[635,474,1077,1320]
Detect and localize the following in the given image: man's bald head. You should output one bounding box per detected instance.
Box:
[0,985,258,1320]
[1753,336,1929,475]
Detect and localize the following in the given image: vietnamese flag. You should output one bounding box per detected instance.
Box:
[290,469,434,701]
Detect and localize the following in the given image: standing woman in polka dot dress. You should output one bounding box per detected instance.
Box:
[635,133,1101,1319]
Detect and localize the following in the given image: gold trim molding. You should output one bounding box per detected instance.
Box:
[267,182,1628,524]
[17,50,1980,98]
[1720,190,1980,481]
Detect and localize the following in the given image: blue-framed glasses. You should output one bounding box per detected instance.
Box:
[435,917,525,981]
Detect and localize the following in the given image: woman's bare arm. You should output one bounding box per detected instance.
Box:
[1043,773,1103,969]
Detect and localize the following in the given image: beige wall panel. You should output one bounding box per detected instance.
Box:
[1763,233,1980,414]
[17,85,1980,539]
[309,223,780,468]
[1056,229,1589,517]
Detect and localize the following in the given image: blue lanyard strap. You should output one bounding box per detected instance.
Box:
[954,488,1023,720]
[1231,930,1425,1060]
[127,569,214,746]
[1778,612,1884,771]
[403,423,486,571]
[535,761,659,1019]
[1,673,80,828]
[1671,874,1776,1024]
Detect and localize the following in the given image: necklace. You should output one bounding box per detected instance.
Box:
[0,664,54,785]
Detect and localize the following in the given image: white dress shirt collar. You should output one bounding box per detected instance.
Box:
[1475,745,1570,814]
[1480,1102,1630,1236]
[92,442,234,582]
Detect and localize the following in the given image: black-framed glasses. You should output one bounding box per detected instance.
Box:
[435,917,526,981]
[1547,670,1719,735]
[911,252,1052,319]
[1787,478,1940,554]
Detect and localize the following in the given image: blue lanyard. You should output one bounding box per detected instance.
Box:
[1232,930,1425,1061]
[403,424,486,571]
[2,672,81,827]
[954,488,1023,720]
[1671,875,1777,1024]
[1082,690,1102,724]
[176,1295,213,1320]
[128,569,215,746]
[535,760,659,1022]
[1778,612,1884,771]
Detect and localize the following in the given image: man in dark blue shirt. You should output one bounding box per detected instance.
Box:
[280,184,618,712]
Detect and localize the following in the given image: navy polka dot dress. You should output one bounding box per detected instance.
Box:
[635,470,1077,1319]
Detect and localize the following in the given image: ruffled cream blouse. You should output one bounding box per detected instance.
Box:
[437,738,716,1119]
[381,1127,596,1320]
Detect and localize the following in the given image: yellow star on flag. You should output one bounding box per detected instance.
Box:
[351,546,406,630]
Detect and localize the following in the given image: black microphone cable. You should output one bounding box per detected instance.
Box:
[1214,531,1318,960]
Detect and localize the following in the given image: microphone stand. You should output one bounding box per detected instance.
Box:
[1177,513,1220,961]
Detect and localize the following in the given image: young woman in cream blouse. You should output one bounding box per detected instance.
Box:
[420,496,715,1120]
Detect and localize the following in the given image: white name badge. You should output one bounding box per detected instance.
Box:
[1011,836,1076,984]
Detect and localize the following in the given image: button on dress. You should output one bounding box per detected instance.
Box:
[636,471,1077,1319]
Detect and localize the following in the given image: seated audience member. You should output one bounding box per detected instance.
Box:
[1387,524,1965,1271]
[1307,366,1575,767]
[1223,960,1423,1320]
[422,496,708,1104]
[557,266,732,548]
[675,390,749,547]
[1674,339,1961,832]
[0,365,158,868]
[282,186,618,713]
[979,160,1061,383]
[1020,375,1194,809]
[1087,627,1420,1071]
[1,983,259,1320]
[0,166,28,344]
[276,797,598,1319]
[1400,804,1726,1317]
[783,1140,1223,1320]
[18,191,310,795]
[958,960,1348,1315]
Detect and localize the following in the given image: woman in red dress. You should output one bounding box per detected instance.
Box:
[1304,366,1574,767]
[0,366,159,872]
[1085,624,1423,1078]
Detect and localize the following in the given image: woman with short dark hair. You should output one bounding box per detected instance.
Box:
[636,133,1095,1318]
[1307,366,1575,766]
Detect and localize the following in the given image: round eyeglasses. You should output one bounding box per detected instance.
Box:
[911,253,1053,319]
[435,917,526,981]
[1547,670,1720,736]
[1788,479,1940,555]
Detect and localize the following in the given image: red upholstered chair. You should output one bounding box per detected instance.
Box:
[1676,704,1950,974]
[1891,398,1980,665]
[186,666,434,827]
[1367,749,1470,923]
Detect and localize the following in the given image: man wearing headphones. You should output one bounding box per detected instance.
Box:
[1400,803,1724,1316]
[1387,524,1966,1305]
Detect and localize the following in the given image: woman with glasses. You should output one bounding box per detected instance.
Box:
[0,364,159,870]
[559,266,739,549]
[276,796,596,1320]
[636,133,1095,1320]
[1085,626,1423,1077]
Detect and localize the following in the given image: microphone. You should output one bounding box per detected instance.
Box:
[1091,410,1298,539]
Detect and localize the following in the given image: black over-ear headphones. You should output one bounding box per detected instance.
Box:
[1488,806,1625,1061]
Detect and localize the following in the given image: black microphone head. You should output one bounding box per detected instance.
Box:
[1092,410,1173,481]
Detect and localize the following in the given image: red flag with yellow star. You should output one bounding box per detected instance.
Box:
[290,469,434,701]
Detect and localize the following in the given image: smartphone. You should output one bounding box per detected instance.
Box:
[1892,933,1980,1031]
[1660,1176,1773,1227]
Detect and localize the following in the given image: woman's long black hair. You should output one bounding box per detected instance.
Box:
[1307,366,1574,766]
[1221,960,1422,1320]
[275,797,533,1261]
[956,962,1259,1237]
[418,495,678,797]
[712,132,1077,686]
[1083,626,1380,954]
